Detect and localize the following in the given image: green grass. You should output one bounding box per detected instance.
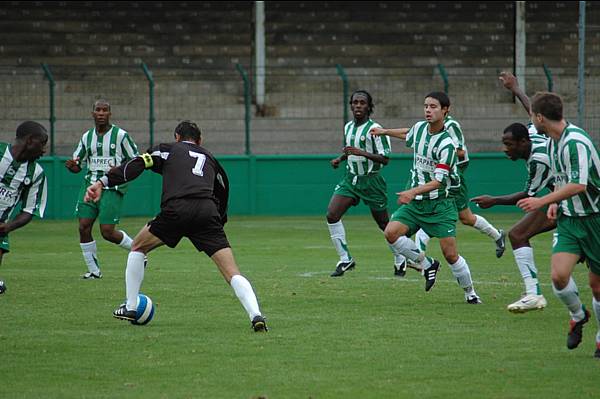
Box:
[1,214,599,398]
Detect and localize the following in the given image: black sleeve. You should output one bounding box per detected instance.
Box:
[213,157,230,225]
[106,157,146,187]
[106,143,169,187]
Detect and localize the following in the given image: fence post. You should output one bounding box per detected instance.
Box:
[141,62,155,148]
[235,63,252,156]
[41,63,55,155]
[542,64,554,92]
[437,64,449,94]
[335,64,349,124]
[235,63,256,214]
[577,1,586,127]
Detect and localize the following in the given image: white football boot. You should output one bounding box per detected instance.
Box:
[507,294,547,313]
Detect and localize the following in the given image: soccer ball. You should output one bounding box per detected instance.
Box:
[0,280,5,294]
[130,293,155,325]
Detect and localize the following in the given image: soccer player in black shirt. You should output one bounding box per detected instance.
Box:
[85,121,267,332]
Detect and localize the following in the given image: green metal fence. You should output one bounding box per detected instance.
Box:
[1,63,599,158]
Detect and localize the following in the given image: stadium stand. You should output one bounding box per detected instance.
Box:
[0,1,597,155]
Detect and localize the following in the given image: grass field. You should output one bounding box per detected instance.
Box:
[1,214,599,398]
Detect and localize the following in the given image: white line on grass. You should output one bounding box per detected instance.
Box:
[298,271,553,287]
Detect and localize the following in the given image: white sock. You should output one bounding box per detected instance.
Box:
[593,298,600,345]
[328,221,351,262]
[118,230,133,250]
[125,251,145,310]
[388,237,431,269]
[230,274,261,320]
[80,241,100,274]
[513,247,540,295]
[473,215,501,241]
[414,229,430,252]
[450,255,474,292]
[553,277,585,321]
[394,254,406,267]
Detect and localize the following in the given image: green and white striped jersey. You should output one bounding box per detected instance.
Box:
[444,115,469,165]
[343,119,391,175]
[0,142,47,222]
[72,125,139,193]
[406,121,457,200]
[549,123,600,217]
[525,133,553,196]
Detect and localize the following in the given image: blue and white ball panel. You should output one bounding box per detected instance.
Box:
[131,293,155,325]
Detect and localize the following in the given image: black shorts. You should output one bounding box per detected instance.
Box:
[148,198,230,257]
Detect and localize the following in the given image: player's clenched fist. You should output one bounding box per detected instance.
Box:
[84,181,104,203]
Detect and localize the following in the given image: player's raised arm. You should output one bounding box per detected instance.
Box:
[499,71,531,116]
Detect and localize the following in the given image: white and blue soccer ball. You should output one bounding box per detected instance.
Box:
[131,293,155,326]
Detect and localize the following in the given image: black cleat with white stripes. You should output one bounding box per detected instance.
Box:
[424,259,441,292]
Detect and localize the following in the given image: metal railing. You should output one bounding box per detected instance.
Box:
[1,64,598,157]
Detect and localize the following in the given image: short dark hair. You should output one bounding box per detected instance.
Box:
[16,121,48,141]
[174,120,201,141]
[425,91,450,109]
[93,99,111,111]
[531,92,563,121]
[503,123,530,141]
[350,90,374,115]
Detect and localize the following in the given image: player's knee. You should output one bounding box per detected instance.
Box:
[550,270,570,290]
[100,225,117,241]
[326,211,340,224]
[508,228,525,246]
[384,227,399,243]
[377,220,387,231]
[442,251,459,264]
[459,213,475,226]
[78,223,92,236]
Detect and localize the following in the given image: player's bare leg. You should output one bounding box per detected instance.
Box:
[211,247,267,331]
[100,223,133,251]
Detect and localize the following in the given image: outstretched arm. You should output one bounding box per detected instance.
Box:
[342,146,389,165]
[370,126,409,140]
[471,191,529,208]
[84,156,148,202]
[517,183,586,212]
[499,71,531,116]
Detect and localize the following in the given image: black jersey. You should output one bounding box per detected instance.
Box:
[105,140,229,223]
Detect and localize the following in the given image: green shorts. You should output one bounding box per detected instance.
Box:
[74,186,125,225]
[553,213,600,275]
[333,172,388,211]
[449,163,469,212]
[0,233,9,252]
[390,197,458,238]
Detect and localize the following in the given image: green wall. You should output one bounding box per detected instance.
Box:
[40,154,527,220]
